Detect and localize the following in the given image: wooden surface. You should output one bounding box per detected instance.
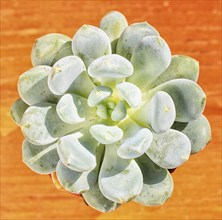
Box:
[1,0,221,219]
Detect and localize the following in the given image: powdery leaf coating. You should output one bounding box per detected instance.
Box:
[56,160,91,194]
[146,129,191,169]
[68,71,96,98]
[88,54,134,85]
[31,33,71,66]
[132,91,176,133]
[172,115,211,154]
[116,22,159,60]
[51,41,74,66]
[88,86,113,107]
[148,55,199,89]
[90,124,123,144]
[145,79,206,122]
[72,25,111,67]
[48,56,86,96]
[18,65,57,105]
[128,36,171,90]
[10,10,211,213]
[116,82,142,108]
[21,103,78,145]
[10,98,29,125]
[134,154,174,206]
[82,144,120,213]
[83,182,120,212]
[57,130,98,172]
[99,144,143,203]
[56,93,96,124]
[100,11,128,53]
[111,100,127,121]
[22,140,59,174]
[117,128,153,159]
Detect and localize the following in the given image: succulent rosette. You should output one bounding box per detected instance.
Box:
[10,11,211,212]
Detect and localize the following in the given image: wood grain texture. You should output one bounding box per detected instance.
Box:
[1,0,221,219]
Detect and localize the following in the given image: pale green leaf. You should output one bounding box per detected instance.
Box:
[10,98,29,125]
[72,25,111,67]
[82,144,120,212]
[31,33,70,66]
[57,130,98,172]
[22,140,59,174]
[143,79,206,122]
[134,154,174,206]
[18,66,58,105]
[131,91,176,133]
[48,55,86,95]
[21,103,80,145]
[116,22,159,60]
[51,41,73,65]
[99,144,143,203]
[146,129,191,169]
[57,144,104,194]
[128,36,171,90]
[100,11,128,53]
[148,55,199,89]
[88,86,113,107]
[56,93,96,124]
[172,115,211,154]
[111,100,127,121]
[88,54,133,85]
[90,124,123,144]
[116,82,142,108]
[56,161,90,194]
[117,118,153,159]
[83,183,120,212]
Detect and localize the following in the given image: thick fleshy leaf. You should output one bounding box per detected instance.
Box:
[134,154,174,206]
[172,115,211,154]
[10,98,29,125]
[88,54,133,85]
[111,100,127,121]
[143,79,206,122]
[118,128,153,159]
[82,144,120,212]
[56,161,90,194]
[116,22,159,60]
[88,86,113,107]
[22,140,59,174]
[116,82,142,108]
[68,71,95,98]
[72,25,111,67]
[100,11,128,53]
[21,103,79,145]
[48,56,86,95]
[148,55,199,89]
[56,93,96,124]
[90,124,123,144]
[117,118,153,159]
[57,130,98,172]
[18,66,57,105]
[82,145,119,212]
[51,41,73,65]
[57,144,104,194]
[99,144,143,203]
[131,91,176,133]
[83,183,120,213]
[128,36,171,90]
[146,129,191,169]
[31,33,70,66]
[96,104,108,119]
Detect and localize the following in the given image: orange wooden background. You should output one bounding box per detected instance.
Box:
[1,0,221,219]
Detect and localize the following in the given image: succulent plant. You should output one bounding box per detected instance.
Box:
[10,11,211,212]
